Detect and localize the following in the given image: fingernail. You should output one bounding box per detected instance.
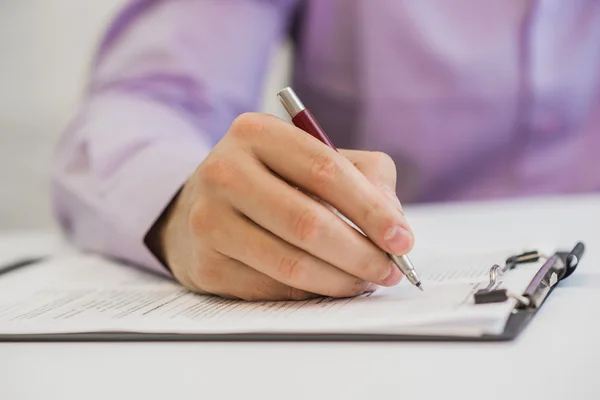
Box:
[380,184,403,213]
[382,263,403,286]
[383,225,412,255]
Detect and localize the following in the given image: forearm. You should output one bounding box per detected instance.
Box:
[52,0,297,274]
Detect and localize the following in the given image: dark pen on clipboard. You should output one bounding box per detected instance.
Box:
[277,87,423,291]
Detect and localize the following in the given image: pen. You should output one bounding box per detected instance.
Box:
[277,87,423,291]
[0,257,46,277]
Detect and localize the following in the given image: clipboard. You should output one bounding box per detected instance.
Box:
[0,242,585,342]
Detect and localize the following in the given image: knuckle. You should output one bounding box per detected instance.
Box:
[276,254,305,283]
[309,151,339,187]
[199,157,238,190]
[292,208,323,243]
[230,112,265,141]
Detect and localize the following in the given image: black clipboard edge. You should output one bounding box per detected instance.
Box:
[0,302,537,343]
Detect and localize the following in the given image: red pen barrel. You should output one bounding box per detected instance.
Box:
[277,87,338,151]
[292,109,338,151]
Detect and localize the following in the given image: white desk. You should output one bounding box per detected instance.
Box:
[1,194,599,400]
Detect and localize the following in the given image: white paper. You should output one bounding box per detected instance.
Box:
[0,248,544,337]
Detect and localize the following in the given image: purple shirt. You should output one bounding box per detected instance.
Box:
[51,0,600,275]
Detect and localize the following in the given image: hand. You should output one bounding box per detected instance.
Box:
[149,113,414,301]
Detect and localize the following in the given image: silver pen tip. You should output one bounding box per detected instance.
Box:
[416,282,424,292]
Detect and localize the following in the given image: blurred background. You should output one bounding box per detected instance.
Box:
[0,0,291,230]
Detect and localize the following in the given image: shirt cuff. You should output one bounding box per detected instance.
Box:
[55,92,212,278]
[103,141,207,276]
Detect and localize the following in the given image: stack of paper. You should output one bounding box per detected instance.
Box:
[0,248,545,338]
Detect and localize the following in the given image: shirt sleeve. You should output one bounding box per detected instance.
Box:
[51,0,299,276]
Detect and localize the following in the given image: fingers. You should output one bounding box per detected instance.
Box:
[186,251,318,301]
[232,113,413,256]
[193,205,374,298]
[218,158,403,287]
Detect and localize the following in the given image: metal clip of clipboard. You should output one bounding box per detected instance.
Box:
[473,242,585,309]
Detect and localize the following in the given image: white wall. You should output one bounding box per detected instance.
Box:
[0,0,290,230]
[0,0,125,229]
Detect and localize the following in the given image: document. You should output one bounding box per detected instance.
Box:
[0,248,544,338]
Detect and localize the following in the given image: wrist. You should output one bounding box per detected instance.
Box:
[144,187,183,272]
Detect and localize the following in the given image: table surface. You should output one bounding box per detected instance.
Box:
[1,194,599,400]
